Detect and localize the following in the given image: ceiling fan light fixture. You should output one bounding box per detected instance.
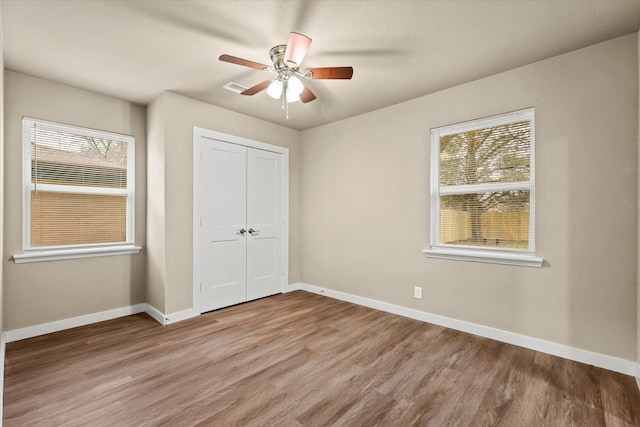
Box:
[285,76,304,103]
[219,31,352,114]
[267,79,283,99]
[287,76,304,95]
[286,89,301,103]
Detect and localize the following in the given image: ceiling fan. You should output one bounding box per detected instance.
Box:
[219,32,353,118]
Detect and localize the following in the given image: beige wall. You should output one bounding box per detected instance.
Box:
[147,92,301,314]
[0,3,4,334]
[2,32,637,364]
[3,71,147,330]
[301,34,638,360]
[145,95,166,313]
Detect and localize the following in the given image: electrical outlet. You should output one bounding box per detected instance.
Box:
[414,286,422,299]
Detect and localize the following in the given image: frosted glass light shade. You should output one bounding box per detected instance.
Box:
[288,76,304,96]
[286,89,301,103]
[285,76,303,102]
[267,80,283,99]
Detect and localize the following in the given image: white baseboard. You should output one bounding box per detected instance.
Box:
[297,283,640,378]
[4,303,147,343]
[2,285,639,387]
[144,304,167,325]
[165,308,199,324]
[284,282,302,292]
[3,303,199,343]
[144,304,199,326]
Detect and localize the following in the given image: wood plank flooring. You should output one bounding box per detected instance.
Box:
[4,290,640,426]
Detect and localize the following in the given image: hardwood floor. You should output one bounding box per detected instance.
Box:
[4,290,640,426]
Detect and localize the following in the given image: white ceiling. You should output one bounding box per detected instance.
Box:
[3,0,640,131]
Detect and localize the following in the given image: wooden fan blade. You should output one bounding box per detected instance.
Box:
[241,80,271,96]
[284,32,312,67]
[300,85,317,103]
[306,67,354,79]
[219,54,270,71]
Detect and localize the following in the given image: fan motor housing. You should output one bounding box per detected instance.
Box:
[270,45,288,70]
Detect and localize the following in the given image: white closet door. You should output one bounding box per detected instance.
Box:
[246,148,283,300]
[199,140,247,312]
[195,132,286,313]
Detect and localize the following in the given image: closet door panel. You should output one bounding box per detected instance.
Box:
[246,148,283,300]
[199,140,247,312]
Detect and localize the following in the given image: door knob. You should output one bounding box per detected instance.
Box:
[239,228,247,235]
[248,228,259,235]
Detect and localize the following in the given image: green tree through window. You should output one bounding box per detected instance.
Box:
[439,121,531,248]
[430,109,535,254]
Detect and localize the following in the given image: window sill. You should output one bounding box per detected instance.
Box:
[423,247,543,268]
[13,245,142,264]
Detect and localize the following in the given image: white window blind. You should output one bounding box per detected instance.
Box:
[22,118,135,250]
[425,108,541,267]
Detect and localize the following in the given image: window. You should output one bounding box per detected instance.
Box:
[424,108,542,267]
[14,118,141,263]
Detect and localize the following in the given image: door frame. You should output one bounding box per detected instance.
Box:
[192,127,289,314]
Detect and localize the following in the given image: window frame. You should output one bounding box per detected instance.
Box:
[14,117,141,263]
[423,108,543,267]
